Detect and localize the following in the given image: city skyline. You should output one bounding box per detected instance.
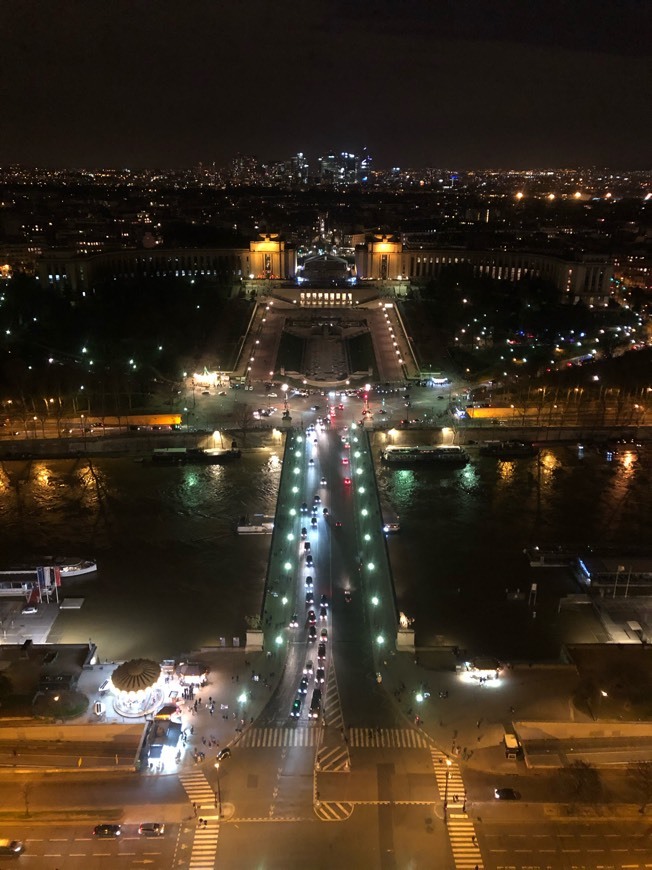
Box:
[2,0,650,170]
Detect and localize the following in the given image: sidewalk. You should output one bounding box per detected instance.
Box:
[165,648,284,772]
[378,648,589,774]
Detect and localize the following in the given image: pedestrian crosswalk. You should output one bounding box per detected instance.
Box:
[447,811,483,870]
[237,725,429,751]
[179,770,217,808]
[188,819,220,870]
[349,727,430,749]
[430,748,483,869]
[237,726,323,748]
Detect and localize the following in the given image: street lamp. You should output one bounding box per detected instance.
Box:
[282,383,289,413]
[443,759,452,822]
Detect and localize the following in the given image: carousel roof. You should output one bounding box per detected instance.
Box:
[111,658,161,693]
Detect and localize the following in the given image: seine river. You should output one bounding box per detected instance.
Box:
[0,439,649,662]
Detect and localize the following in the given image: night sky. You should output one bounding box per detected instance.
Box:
[2,0,650,169]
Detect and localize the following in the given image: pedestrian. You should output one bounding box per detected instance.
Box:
[198,818,204,826]
[476,719,481,728]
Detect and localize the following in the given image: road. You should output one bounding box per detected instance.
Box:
[204,415,465,868]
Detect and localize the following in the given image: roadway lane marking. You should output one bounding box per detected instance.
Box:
[314,800,354,822]
[179,769,217,807]
[349,727,429,748]
[429,748,484,869]
[238,726,322,747]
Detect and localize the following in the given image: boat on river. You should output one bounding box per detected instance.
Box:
[0,557,97,578]
[237,515,275,535]
[380,445,468,466]
[479,440,539,458]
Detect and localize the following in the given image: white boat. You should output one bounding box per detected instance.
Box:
[237,515,274,535]
[0,557,97,578]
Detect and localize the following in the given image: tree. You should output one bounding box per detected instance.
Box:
[629,762,652,814]
[563,760,602,801]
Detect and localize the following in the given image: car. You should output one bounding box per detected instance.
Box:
[290,698,302,718]
[305,591,314,605]
[311,517,318,526]
[322,507,329,516]
[320,477,327,485]
[342,457,349,465]
[289,613,299,628]
[308,458,314,466]
[21,605,38,615]
[317,642,326,661]
[337,403,344,410]
[320,594,328,607]
[304,541,311,552]
[308,625,317,642]
[335,520,343,527]
[267,392,278,398]
[299,676,309,694]
[311,505,318,515]
[310,405,320,411]
[216,747,232,761]
[307,609,316,624]
[319,606,328,621]
[313,494,321,504]
[306,555,313,568]
[320,628,328,642]
[313,438,318,444]
[305,576,313,589]
[94,824,121,838]
[309,688,322,718]
[344,589,351,603]
[218,390,227,396]
[301,527,308,538]
[304,660,314,676]
[301,502,308,513]
[0,840,23,854]
[344,477,351,486]
[494,787,520,800]
[343,442,350,450]
[139,823,165,836]
[316,667,325,684]
[437,395,445,401]
[201,390,210,396]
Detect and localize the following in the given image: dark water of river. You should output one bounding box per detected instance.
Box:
[0,441,649,662]
[0,451,281,661]
[377,442,651,660]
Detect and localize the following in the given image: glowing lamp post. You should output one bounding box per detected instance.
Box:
[282,384,289,414]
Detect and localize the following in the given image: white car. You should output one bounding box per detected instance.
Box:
[303,660,314,676]
[21,606,38,615]
[267,392,278,398]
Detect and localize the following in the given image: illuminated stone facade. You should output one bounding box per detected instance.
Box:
[28,232,613,305]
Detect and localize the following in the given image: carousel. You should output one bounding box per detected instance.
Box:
[109,658,164,718]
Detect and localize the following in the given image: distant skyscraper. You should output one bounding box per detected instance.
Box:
[291,152,309,184]
[318,151,370,185]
